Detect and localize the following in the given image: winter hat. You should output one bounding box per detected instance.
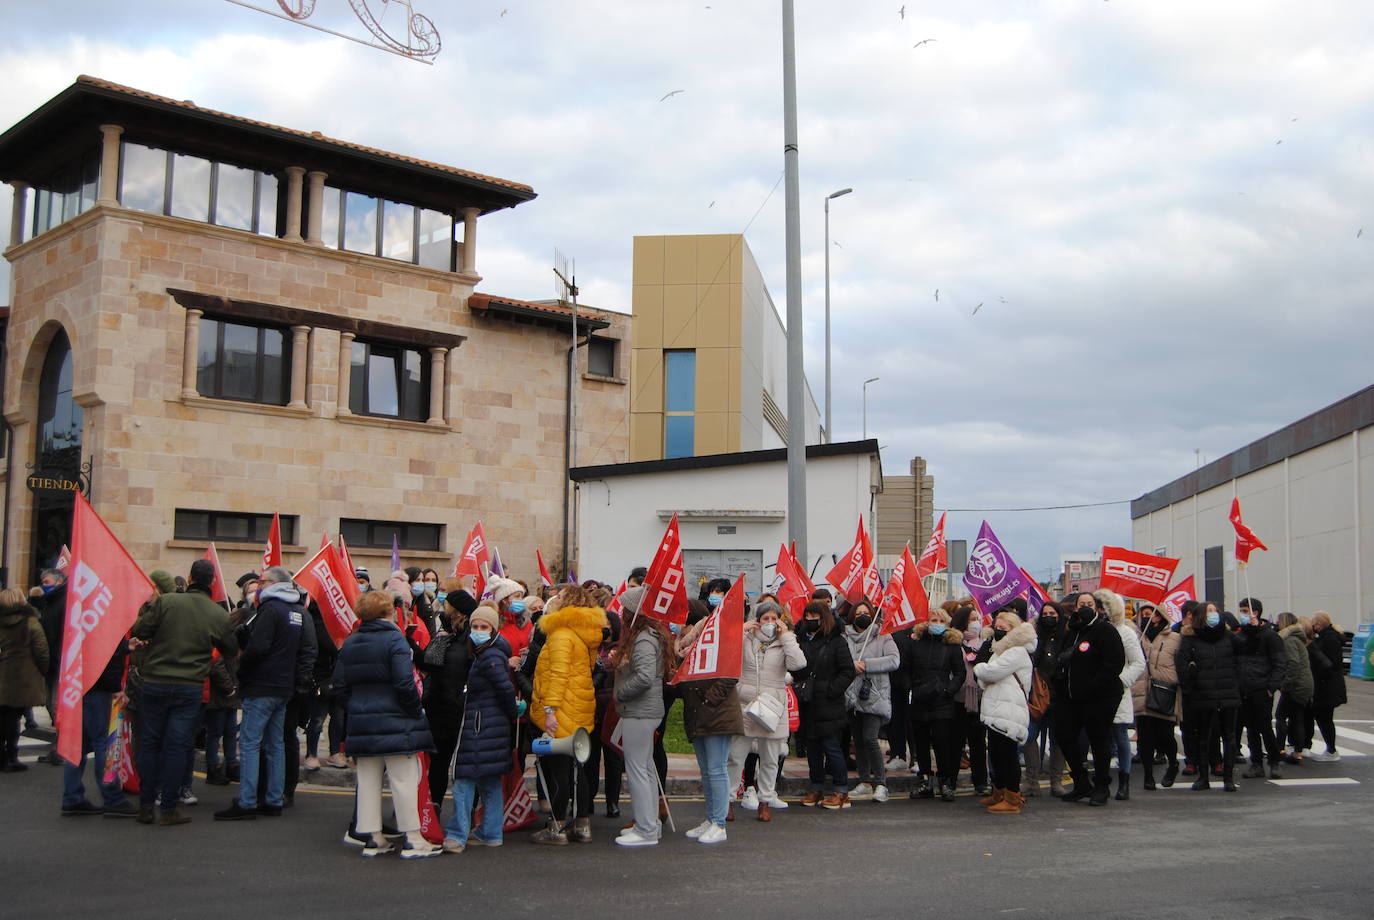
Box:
[485,577,523,605]
[235,571,259,590]
[618,585,646,616]
[384,572,411,605]
[149,569,176,594]
[469,605,500,632]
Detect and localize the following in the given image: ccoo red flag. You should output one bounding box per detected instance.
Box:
[641,514,689,626]
[337,534,356,581]
[914,511,948,580]
[606,580,629,617]
[773,543,815,622]
[825,517,882,605]
[536,549,554,588]
[454,522,491,599]
[262,513,282,570]
[1161,575,1196,625]
[202,543,230,604]
[55,543,72,572]
[1229,498,1268,566]
[58,495,155,765]
[1098,546,1180,605]
[294,541,360,648]
[670,574,745,683]
[878,543,930,635]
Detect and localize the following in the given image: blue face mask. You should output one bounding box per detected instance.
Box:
[41,583,57,595]
[708,594,723,608]
[471,631,493,646]
[928,623,948,637]
[509,600,527,615]
[1205,612,1221,628]
[410,583,424,597]
[435,592,447,607]
[669,623,682,636]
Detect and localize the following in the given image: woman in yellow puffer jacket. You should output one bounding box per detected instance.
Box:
[529,586,608,845]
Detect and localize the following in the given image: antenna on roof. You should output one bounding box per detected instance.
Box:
[555,247,582,585]
[223,0,442,63]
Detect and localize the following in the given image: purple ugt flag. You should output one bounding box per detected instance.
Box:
[962,521,1032,617]
[490,546,505,577]
[390,533,401,572]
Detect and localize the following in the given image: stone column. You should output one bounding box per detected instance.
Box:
[427,347,447,425]
[305,171,328,245]
[336,331,355,416]
[283,166,306,242]
[7,180,28,247]
[289,325,310,409]
[181,309,203,399]
[460,207,479,273]
[97,124,124,207]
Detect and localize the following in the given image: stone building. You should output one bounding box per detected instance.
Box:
[0,76,629,586]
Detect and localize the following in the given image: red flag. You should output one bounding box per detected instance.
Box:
[670,574,745,683]
[606,580,629,617]
[641,513,689,626]
[1229,498,1268,566]
[1020,567,1052,619]
[914,511,948,579]
[55,543,72,572]
[536,549,554,588]
[58,495,155,765]
[878,543,930,635]
[337,534,356,581]
[262,513,282,570]
[454,522,491,599]
[1098,546,1180,605]
[294,542,360,648]
[415,752,445,844]
[202,543,229,605]
[1162,575,1196,625]
[474,750,541,832]
[824,517,882,605]
[773,543,815,621]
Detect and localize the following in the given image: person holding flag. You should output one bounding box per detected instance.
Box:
[611,586,674,847]
[842,600,900,803]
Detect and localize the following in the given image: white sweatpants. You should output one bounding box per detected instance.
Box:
[355,753,421,835]
[726,734,788,802]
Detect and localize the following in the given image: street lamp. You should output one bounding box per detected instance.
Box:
[824,187,852,444]
[862,376,880,439]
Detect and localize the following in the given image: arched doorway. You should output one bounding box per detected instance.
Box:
[29,328,83,583]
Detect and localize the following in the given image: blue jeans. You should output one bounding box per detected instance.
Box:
[806,731,848,793]
[62,691,130,808]
[1112,723,1133,775]
[137,682,204,809]
[238,696,288,808]
[205,707,238,767]
[444,774,504,844]
[692,734,733,828]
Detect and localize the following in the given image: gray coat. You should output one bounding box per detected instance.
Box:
[843,626,900,720]
[613,628,665,721]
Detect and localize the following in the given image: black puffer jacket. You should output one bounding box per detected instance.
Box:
[1236,623,1286,694]
[419,589,479,734]
[334,619,435,757]
[1311,626,1348,707]
[792,624,855,735]
[1031,616,1063,683]
[1178,622,1242,709]
[453,636,518,779]
[1052,611,1125,709]
[889,627,914,692]
[903,623,964,722]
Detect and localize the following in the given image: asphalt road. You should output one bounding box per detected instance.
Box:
[8,683,1373,919]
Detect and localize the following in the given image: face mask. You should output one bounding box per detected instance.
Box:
[1145,620,1165,640]
[1075,606,1096,624]
[509,600,527,615]
[423,581,437,591]
[801,618,820,634]
[435,592,447,607]
[471,631,492,646]
[928,623,947,637]
[357,582,369,593]
[854,615,873,631]
[708,594,723,608]
[411,583,424,597]
[1205,612,1221,628]
[669,623,682,637]
[760,623,777,639]
[993,628,1008,640]
[1039,616,1058,632]
[41,583,56,595]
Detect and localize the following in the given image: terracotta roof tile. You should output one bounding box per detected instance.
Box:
[468,292,607,323]
[74,75,533,195]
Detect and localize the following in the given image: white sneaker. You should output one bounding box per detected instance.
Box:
[178,789,198,806]
[763,795,789,810]
[1307,750,1341,762]
[739,787,760,811]
[399,839,441,859]
[697,823,727,845]
[615,829,659,847]
[849,783,874,800]
[872,784,889,803]
[684,820,713,839]
[884,757,906,772]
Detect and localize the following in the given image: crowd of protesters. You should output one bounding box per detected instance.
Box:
[0,558,1353,857]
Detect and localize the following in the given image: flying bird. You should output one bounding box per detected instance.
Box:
[500,8,507,16]
[933,288,939,302]
[1275,139,1283,145]
[1359,228,1364,239]
[898,5,906,19]
[913,39,937,48]
[833,240,843,249]
[660,90,685,102]
[708,201,715,209]
[971,302,983,316]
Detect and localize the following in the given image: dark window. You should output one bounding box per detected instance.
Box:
[340,518,441,552]
[174,509,298,545]
[587,337,616,377]
[1203,545,1224,609]
[31,329,84,584]
[349,340,430,421]
[25,148,99,240]
[196,316,290,405]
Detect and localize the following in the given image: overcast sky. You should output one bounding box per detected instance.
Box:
[3,1,1371,579]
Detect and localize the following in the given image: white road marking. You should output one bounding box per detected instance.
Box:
[1267,777,1360,787]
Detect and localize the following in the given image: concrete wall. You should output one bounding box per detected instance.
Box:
[576,449,879,597]
[1132,428,1372,626]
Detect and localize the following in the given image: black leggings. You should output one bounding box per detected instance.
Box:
[888,688,912,760]
[1240,690,1281,764]
[1273,693,1306,751]
[1312,704,1338,753]
[586,694,624,806]
[909,717,960,783]
[1136,717,1178,771]
[962,710,988,788]
[1054,701,1116,790]
[541,752,592,822]
[987,729,1019,790]
[1193,705,1239,774]
[0,706,22,765]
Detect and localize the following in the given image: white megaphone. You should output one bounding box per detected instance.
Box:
[530,727,591,764]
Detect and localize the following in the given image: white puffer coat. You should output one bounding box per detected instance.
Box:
[973,621,1037,744]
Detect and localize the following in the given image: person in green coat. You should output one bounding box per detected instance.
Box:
[0,589,49,772]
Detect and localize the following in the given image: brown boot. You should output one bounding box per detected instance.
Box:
[158,808,192,826]
[987,790,1024,814]
[801,790,822,807]
[570,817,593,843]
[726,804,735,822]
[979,787,1005,807]
[757,802,772,822]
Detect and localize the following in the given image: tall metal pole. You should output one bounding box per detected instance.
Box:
[862,376,879,439]
[782,0,807,564]
[823,187,850,446]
